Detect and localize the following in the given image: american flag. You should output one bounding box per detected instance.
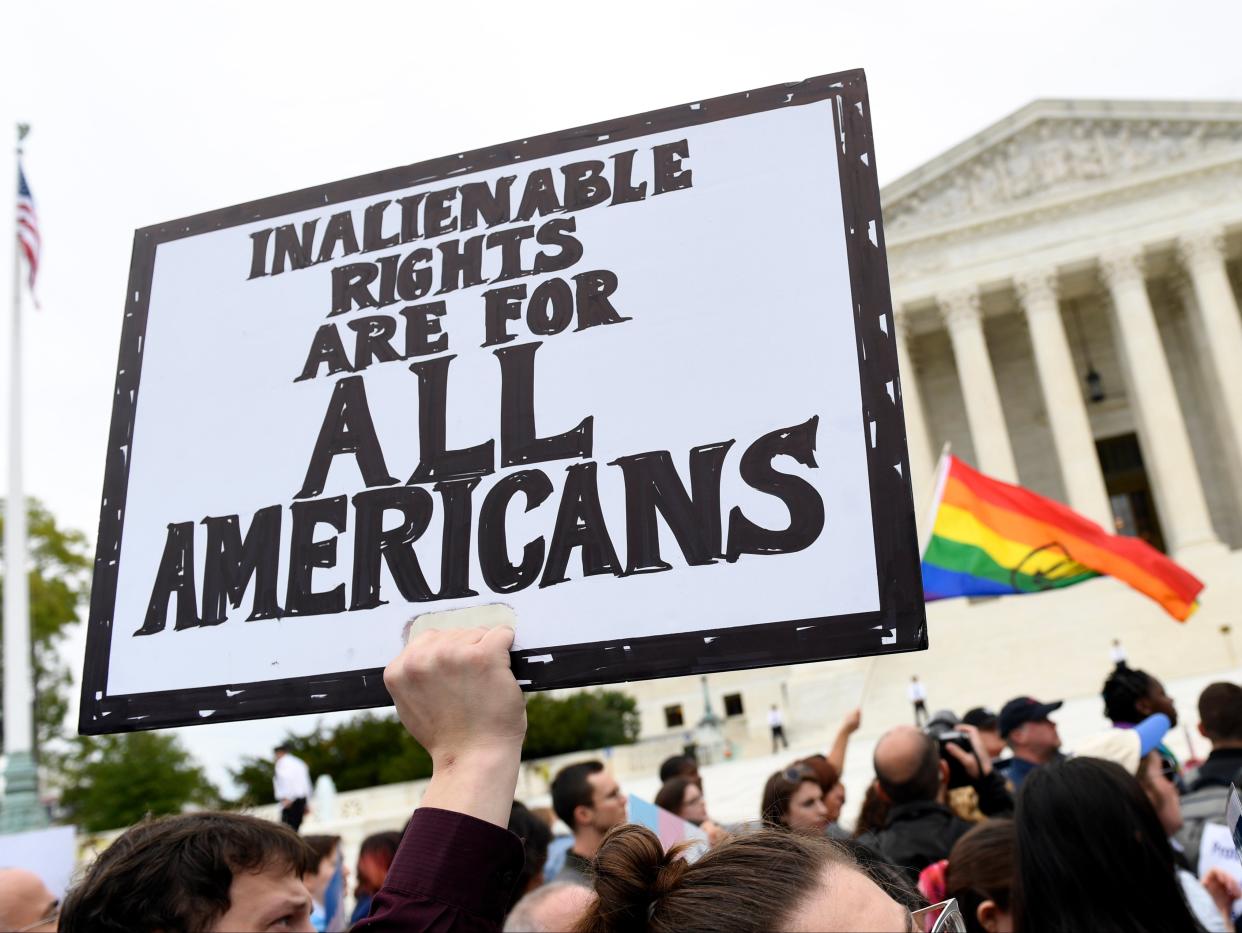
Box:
[17,162,40,300]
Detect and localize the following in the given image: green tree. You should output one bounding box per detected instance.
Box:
[58,731,219,832]
[230,714,434,807]
[230,689,640,804]
[0,499,92,753]
[523,690,641,759]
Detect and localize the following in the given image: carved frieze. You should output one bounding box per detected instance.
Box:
[885,117,1242,236]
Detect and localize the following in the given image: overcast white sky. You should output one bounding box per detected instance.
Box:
[4,0,1242,793]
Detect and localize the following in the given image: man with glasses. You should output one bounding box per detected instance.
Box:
[998,696,1064,790]
[0,868,59,932]
[550,760,628,886]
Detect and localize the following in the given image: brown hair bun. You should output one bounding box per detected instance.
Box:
[577,827,846,932]
[583,824,691,930]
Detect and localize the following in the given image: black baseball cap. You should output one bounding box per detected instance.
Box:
[962,707,999,731]
[998,696,1063,738]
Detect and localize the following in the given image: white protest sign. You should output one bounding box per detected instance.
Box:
[81,70,925,732]
[1199,821,1242,921]
[0,824,77,898]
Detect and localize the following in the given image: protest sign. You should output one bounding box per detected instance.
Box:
[0,824,76,898]
[80,69,925,733]
[1198,821,1242,921]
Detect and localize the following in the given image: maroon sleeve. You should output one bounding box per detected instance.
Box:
[354,807,525,932]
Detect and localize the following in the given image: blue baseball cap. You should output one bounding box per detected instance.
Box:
[998,696,1063,738]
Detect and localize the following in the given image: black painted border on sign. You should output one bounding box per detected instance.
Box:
[79,68,927,735]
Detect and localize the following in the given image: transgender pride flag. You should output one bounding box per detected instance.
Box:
[626,794,709,860]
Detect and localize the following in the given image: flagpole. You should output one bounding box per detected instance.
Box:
[2,122,45,832]
[856,443,949,712]
[917,442,952,556]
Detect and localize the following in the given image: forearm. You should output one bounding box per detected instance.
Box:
[420,747,522,829]
[826,727,850,777]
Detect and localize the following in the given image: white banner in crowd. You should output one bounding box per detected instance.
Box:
[1198,821,1242,921]
[81,69,925,732]
[0,824,76,898]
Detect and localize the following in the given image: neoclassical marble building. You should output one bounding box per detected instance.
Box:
[889,98,1242,555]
[621,99,1242,749]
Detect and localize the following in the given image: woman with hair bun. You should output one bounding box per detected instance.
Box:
[574,824,916,932]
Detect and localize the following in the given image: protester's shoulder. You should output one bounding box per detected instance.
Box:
[856,828,881,847]
[825,822,851,841]
[554,855,593,888]
[1181,781,1231,818]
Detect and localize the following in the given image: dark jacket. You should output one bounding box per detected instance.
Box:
[857,771,1014,881]
[1189,747,1242,793]
[857,800,974,881]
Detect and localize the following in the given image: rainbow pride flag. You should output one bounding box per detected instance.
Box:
[921,455,1204,621]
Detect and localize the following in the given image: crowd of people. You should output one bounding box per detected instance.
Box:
[3,624,1241,932]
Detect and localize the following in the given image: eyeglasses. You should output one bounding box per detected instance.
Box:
[1228,783,1242,861]
[781,766,814,784]
[910,898,967,933]
[17,899,59,933]
[1159,756,1178,784]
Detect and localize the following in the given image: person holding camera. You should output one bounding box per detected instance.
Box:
[856,723,1014,882]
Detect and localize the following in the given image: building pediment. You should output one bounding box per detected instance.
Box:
[882,100,1242,240]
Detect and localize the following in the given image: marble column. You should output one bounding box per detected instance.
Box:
[1099,248,1219,553]
[1178,228,1242,512]
[939,288,1018,483]
[1015,271,1113,528]
[893,311,935,512]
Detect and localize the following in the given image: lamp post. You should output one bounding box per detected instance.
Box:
[694,675,726,764]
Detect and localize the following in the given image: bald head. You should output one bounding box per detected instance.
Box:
[874,725,942,804]
[504,881,594,932]
[0,868,58,932]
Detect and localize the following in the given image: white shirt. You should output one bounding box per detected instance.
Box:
[1110,644,1128,664]
[273,753,313,801]
[908,682,927,702]
[768,708,784,728]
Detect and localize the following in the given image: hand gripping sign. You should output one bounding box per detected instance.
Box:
[80,69,926,733]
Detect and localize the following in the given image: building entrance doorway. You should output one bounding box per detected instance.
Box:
[1096,433,1166,553]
